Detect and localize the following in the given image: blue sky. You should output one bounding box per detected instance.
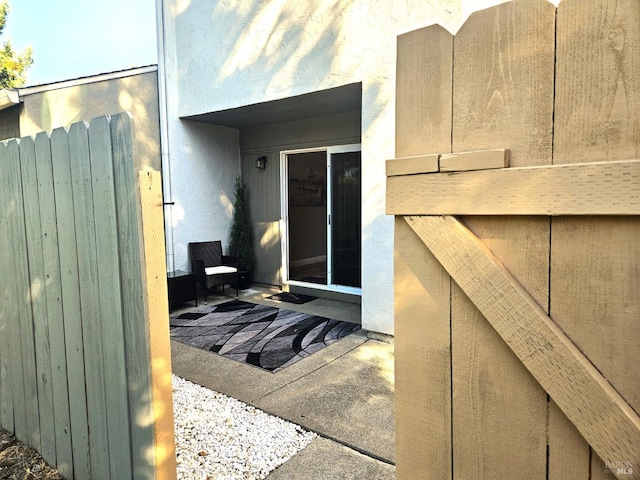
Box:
[5,0,158,86]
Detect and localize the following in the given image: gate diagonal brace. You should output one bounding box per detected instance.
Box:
[404,215,640,479]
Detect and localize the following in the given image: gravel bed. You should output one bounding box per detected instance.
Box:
[173,375,317,480]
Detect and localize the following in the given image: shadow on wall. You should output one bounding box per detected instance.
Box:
[174,0,384,112]
[20,70,161,172]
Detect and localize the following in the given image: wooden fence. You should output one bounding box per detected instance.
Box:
[389,0,640,479]
[0,113,175,479]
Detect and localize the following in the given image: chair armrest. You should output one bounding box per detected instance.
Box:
[222,255,239,268]
[191,258,207,286]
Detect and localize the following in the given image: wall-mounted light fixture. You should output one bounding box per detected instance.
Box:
[256,156,267,169]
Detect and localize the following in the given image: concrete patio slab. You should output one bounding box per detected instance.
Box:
[255,336,395,464]
[266,437,395,479]
[170,286,395,478]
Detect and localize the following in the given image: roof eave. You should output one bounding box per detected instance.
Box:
[0,89,21,111]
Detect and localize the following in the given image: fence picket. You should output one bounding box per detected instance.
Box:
[68,121,111,478]
[88,116,133,478]
[1,114,171,479]
[139,168,177,478]
[548,400,590,480]
[394,22,453,480]
[4,138,39,448]
[110,112,156,478]
[19,136,54,460]
[394,217,452,479]
[50,126,90,479]
[34,131,73,478]
[450,1,555,477]
[396,24,452,158]
[554,0,640,164]
[0,140,16,434]
[552,1,640,475]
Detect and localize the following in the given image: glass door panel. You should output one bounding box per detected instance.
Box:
[330,151,361,288]
[286,151,327,285]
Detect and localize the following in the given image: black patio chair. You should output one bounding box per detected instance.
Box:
[188,241,238,302]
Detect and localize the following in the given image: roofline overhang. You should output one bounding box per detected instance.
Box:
[0,89,21,111]
[17,65,158,97]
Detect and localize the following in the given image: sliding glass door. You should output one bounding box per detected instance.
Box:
[286,151,328,285]
[282,145,361,293]
[330,151,361,288]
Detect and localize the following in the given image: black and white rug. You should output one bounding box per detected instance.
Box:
[266,292,317,304]
[170,300,361,373]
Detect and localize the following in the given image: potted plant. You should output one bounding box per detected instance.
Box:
[228,176,255,289]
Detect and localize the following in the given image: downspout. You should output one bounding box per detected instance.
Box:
[156,0,175,273]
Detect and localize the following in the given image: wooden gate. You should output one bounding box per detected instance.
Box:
[0,113,175,479]
[388,0,640,478]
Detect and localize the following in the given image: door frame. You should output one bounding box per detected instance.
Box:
[280,144,362,295]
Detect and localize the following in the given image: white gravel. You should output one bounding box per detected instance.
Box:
[172,375,317,480]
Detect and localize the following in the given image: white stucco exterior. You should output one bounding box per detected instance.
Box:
[157,0,515,335]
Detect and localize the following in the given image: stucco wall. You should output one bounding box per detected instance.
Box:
[167,120,240,274]
[0,105,21,141]
[20,71,161,171]
[161,0,515,335]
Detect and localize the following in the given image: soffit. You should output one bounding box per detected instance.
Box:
[183,83,362,129]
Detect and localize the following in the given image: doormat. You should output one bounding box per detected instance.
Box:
[267,292,317,304]
[170,300,360,373]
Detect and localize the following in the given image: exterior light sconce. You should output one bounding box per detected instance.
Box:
[256,156,267,169]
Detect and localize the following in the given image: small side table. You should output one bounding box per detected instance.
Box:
[167,270,197,311]
[232,270,250,290]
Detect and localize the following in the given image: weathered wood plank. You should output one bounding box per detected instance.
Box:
[552,3,640,477]
[548,400,590,480]
[439,149,508,172]
[593,452,621,479]
[34,131,73,478]
[110,112,156,479]
[139,169,177,479]
[453,0,555,167]
[451,216,549,480]
[394,217,451,480]
[452,283,547,479]
[385,154,439,176]
[394,21,454,480]
[444,3,554,472]
[462,216,550,308]
[50,126,89,479]
[19,136,54,460]
[550,217,640,418]
[406,215,640,477]
[4,139,28,443]
[396,24,452,158]
[0,140,16,434]
[0,239,11,432]
[386,159,640,216]
[554,0,640,163]
[9,139,41,450]
[88,116,133,478]
[68,121,110,479]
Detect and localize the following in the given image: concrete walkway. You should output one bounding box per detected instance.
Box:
[170,287,395,479]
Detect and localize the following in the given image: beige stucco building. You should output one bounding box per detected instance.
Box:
[0,65,161,172]
[156,0,516,335]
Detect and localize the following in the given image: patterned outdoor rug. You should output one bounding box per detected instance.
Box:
[266,292,317,304]
[170,300,361,373]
